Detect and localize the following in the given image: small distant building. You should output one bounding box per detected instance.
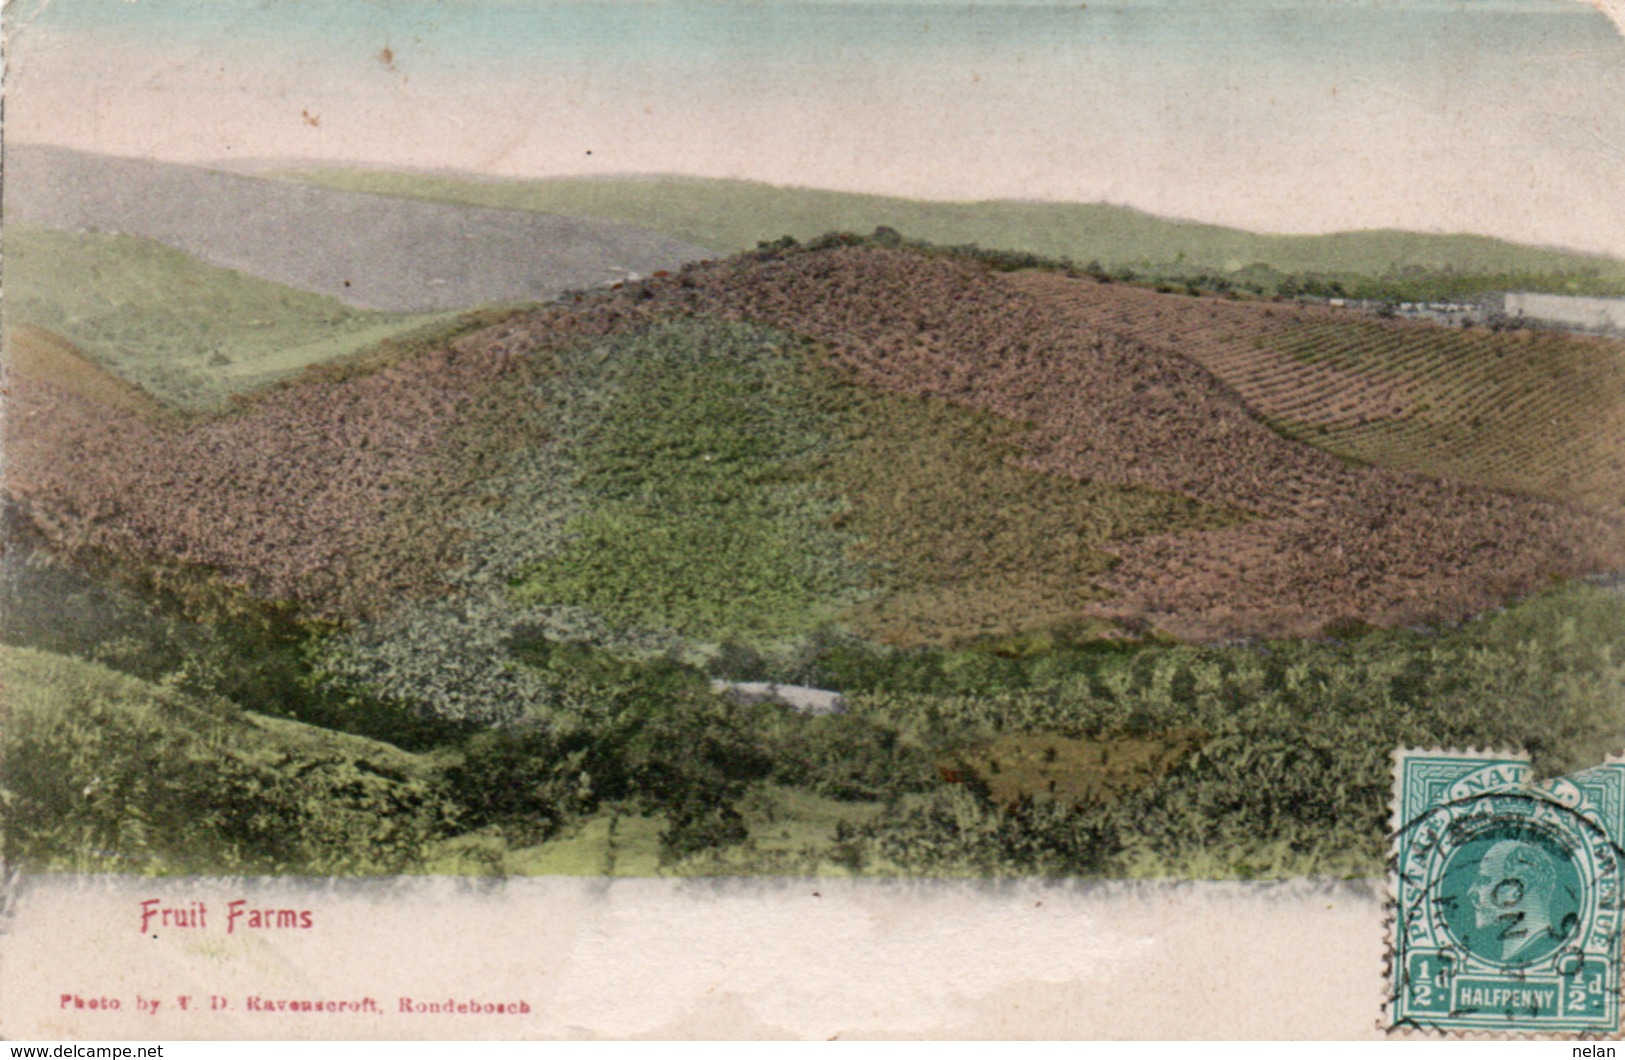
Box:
[1503,292,1625,335]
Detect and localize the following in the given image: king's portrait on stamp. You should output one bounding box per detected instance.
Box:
[1391,750,1625,1034]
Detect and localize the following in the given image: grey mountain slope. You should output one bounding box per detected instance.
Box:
[4,144,712,312]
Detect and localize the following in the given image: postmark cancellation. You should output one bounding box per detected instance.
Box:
[1389,749,1625,1035]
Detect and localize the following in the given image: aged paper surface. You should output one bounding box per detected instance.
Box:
[6,877,1385,1039]
[3,0,1624,1040]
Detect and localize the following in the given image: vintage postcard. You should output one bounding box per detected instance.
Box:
[3,0,1625,1041]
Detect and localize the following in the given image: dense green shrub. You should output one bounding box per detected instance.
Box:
[7,581,1623,877]
[758,711,937,801]
[439,645,775,859]
[0,646,455,874]
[1,536,471,751]
[442,726,594,846]
[840,786,1120,876]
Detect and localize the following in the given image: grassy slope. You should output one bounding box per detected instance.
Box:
[273,169,1625,290]
[3,324,170,420]
[3,226,458,410]
[0,644,451,874]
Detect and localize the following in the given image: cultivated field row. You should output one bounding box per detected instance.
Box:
[1005,276,1416,429]
[1010,273,1625,514]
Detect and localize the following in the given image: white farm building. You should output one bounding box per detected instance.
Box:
[1503,292,1625,335]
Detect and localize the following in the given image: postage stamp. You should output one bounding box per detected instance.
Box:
[1389,750,1625,1034]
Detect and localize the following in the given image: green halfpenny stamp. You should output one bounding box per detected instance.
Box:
[1390,750,1625,1034]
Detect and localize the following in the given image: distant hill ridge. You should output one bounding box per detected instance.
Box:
[266,164,1625,294]
[4,144,712,312]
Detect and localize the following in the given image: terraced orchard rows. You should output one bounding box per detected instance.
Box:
[1263,320,1625,514]
[1007,273,1418,429]
[1007,272,1625,514]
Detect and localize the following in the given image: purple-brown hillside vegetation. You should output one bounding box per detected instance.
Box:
[614,246,1625,640]
[7,243,1623,641]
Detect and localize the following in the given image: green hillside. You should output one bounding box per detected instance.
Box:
[271,169,1625,297]
[3,226,462,410]
[0,644,452,874]
[9,580,1625,880]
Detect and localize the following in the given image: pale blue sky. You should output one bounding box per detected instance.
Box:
[7,0,1623,255]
